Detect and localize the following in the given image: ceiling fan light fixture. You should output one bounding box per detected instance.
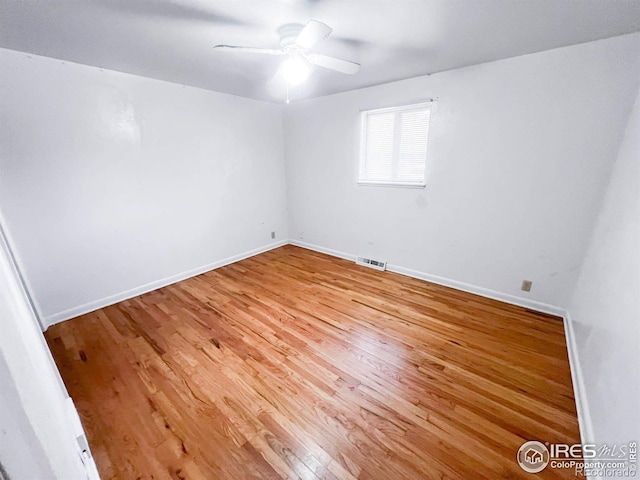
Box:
[282,56,309,85]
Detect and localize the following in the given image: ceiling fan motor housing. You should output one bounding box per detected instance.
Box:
[278,24,305,52]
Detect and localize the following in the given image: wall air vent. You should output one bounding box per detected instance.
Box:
[356,257,387,271]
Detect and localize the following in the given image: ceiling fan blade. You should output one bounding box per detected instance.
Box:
[213,45,284,55]
[294,20,332,50]
[306,53,360,75]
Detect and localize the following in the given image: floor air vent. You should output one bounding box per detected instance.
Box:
[356,257,387,271]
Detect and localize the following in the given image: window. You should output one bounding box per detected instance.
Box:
[358,101,432,187]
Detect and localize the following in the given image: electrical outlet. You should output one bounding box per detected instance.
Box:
[271,231,275,239]
[521,280,532,292]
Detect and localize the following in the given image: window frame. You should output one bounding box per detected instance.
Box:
[357,101,432,188]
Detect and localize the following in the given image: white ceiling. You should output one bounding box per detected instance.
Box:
[1,0,640,103]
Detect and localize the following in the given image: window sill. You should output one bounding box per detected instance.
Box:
[357,181,426,189]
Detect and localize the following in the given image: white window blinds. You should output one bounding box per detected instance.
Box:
[359,102,431,187]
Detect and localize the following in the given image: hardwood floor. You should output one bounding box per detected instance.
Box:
[45,245,580,479]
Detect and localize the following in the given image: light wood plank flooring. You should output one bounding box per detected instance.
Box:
[46,245,580,479]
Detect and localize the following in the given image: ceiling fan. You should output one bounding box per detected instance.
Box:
[213,20,361,85]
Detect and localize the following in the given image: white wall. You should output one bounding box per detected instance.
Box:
[0,353,54,479]
[1,33,638,466]
[0,48,288,326]
[567,79,640,446]
[284,33,640,310]
[0,225,88,479]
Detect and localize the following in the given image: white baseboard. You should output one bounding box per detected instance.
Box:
[46,238,565,327]
[386,264,566,317]
[44,240,288,329]
[289,239,565,317]
[288,239,357,262]
[563,312,594,446]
